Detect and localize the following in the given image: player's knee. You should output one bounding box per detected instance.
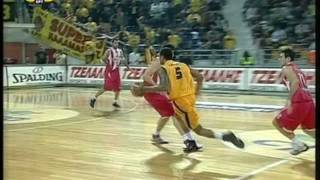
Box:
[272,119,278,127]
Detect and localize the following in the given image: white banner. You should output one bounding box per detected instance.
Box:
[3,66,8,87]
[67,66,245,89]
[7,66,66,86]
[67,66,147,85]
[5,65,315,93]
[248,68,315,92]
[194,68,244,90]
[67,65,315,92]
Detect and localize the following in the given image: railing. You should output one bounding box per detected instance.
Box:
[4,24,314,68]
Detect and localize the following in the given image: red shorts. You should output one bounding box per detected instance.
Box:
[144,93,174,117]
[104,67,121,91]
[276,100,315,132]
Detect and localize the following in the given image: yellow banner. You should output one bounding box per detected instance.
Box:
[32,7,106,64]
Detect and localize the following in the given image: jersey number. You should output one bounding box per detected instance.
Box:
[175,67,182,79]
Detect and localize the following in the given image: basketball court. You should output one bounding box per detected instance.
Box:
[3,87,315,180]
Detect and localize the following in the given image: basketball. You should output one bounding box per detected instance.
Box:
[130,82,144,97]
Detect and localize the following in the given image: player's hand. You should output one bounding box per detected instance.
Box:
[130,82,144,97]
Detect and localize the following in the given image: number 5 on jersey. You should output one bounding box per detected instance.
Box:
[175,67,182,79]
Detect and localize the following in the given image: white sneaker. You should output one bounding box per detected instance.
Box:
[290,143,309,155]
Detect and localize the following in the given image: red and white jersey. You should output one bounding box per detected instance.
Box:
[105,47,123,70]
[282,62,312,103]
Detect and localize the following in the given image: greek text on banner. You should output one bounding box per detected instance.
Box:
[32,7,106,63]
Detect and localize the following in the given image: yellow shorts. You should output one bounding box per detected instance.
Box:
[172,94,199,129]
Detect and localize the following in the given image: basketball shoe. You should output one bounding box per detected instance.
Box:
[222,131,245,149]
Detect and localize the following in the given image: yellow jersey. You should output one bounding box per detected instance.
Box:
[162,60,195,100]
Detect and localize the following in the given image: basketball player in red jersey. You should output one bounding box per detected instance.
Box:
[90,39,130,108]
[273,48,315,155]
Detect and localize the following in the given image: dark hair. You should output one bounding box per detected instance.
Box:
[163,44,175,50]
[112,38,119,42]
[160,48,173,60]
[281,48,295,61]
[243,51,250,57]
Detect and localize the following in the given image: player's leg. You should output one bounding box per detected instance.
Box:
[90,68,109,108]
[112,69,121,108]
[301,101,315,138]
[152,116,170,144]
[174,96,244,149]
[172,114,202,153]
[303,129,315,138]
[90,87,105,108]
[144,93,174,143]
[273,107,308,155]
[112,90,121,108]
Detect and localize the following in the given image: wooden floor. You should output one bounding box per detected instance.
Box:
[4,87,315,180]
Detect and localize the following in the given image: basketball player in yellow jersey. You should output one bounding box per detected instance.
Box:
[138,48,245,152]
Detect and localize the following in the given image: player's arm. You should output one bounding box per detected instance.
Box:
[190,67,203,95]
[120,49,130,70]
[141,67,169,93]
[101,49,110,64]
[143,59,160,85]
[282,67,300,102]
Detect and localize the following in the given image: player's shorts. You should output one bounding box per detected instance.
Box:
[104,67,121,91]
[275,100,315,132]
[172,94,200,130]
[144,93,174,117]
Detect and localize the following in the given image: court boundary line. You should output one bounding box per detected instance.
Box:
[232,159,289,180]
[5,97,138,132]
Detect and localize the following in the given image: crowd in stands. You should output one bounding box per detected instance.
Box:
[243,0,315,50]
[17,0,314,65]
[26,0,231,51]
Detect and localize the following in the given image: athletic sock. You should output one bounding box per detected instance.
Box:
[214,132,223,140]
[183,131,194,141]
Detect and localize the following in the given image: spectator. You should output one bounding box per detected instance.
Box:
[84,40,95,64]
[271,26,287,47]
[117,26,130,43]
[75,6,89,23]
[25,56,32,64]
[129,48,141,65]
[168,30,182,49]
[223,31,237,50]
[35,46,48,64]
[144,26,156,44]
[128,32,140,50]
[144,40,157,65]
[85,17,98,34]
[240,51,255,65]
[53,50,67,65]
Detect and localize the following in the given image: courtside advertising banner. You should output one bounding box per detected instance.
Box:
[7,66,66,86]
[67,66,146,85]
[248,68,315,92]
[68,66,315,92]
[68,66,244,89]
[32,7,106,63]
[194,68,244,90]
